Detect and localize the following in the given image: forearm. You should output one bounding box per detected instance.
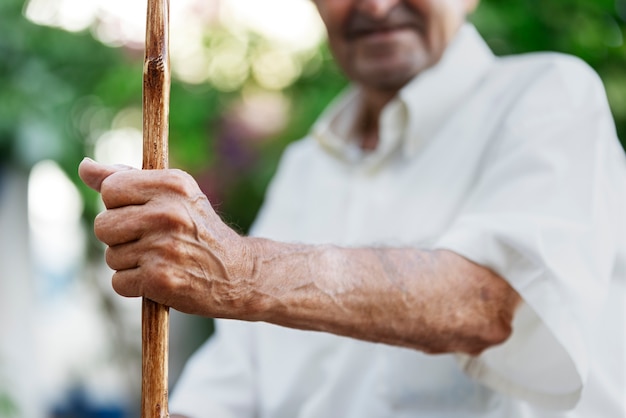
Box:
[246,239,521,355]
[77,161,520,355]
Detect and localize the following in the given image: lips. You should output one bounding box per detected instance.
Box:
[343,4,423,41]
[347,25,412,40]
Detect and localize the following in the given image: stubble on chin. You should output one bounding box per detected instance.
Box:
[348,37,434,93]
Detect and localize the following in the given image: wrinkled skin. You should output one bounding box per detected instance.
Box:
[79,158,520,356]
[78,0,520,360]
[79,159,258,318]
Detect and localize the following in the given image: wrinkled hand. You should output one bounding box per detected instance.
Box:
[78,158,258,318]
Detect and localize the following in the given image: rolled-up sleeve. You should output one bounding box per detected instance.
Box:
[435,57,624,410]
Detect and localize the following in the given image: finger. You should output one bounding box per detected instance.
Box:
[79,158,169,209]
[94,205,150,246]
[78,158,135,193]
[105,240,144,271]
[111,263,176,304]
[99,168,197,210]
[111,268,143,298]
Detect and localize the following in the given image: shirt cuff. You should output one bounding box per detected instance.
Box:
[436,224,588,410]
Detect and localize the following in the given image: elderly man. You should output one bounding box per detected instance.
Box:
[79,0,626,416]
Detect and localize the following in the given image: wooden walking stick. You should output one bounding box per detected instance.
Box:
[142,0,170,416]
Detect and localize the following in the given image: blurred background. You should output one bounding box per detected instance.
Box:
[0,0,625,416]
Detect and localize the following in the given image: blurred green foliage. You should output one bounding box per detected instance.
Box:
[1,0,625,234]
[474,0,626,141]
[0,393,18,418]
[0,366,18,418]
[0,392,18,418]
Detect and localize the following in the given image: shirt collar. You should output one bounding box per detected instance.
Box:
[311,24,496,165]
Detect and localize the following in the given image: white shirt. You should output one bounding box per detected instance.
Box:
[170,25,626,417]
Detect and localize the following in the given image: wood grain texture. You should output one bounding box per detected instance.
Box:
[142,0,170,416]
[142,299,170,418]
[143,0,170,171]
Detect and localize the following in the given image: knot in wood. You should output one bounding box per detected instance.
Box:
[144,56,167,89]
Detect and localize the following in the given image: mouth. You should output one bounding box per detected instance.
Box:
[347,25,411,40]
[343,2,423,42]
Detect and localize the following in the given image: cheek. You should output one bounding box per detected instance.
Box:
[314,1,352,58]
[315,0,351,29]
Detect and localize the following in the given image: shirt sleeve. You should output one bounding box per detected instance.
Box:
[169,319,257,418]
[435,56,625,410]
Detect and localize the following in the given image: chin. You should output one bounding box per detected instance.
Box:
[356,65,422,92]
[349,50,433,90]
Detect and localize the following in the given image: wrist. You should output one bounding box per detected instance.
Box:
[231,236,273,321]
[235,237,323,323]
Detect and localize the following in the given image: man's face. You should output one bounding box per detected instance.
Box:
[313,0,477,92]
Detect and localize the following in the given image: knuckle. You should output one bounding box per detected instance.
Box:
[146,262,178,296]
[165,169,199,197]
[148,209,175,231]
[170,168,192,184]
[148,203,193,232]
[157,271,178,294]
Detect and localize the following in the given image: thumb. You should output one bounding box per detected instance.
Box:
[78,158,135,192]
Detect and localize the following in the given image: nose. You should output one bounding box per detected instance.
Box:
[356,0,402,18]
